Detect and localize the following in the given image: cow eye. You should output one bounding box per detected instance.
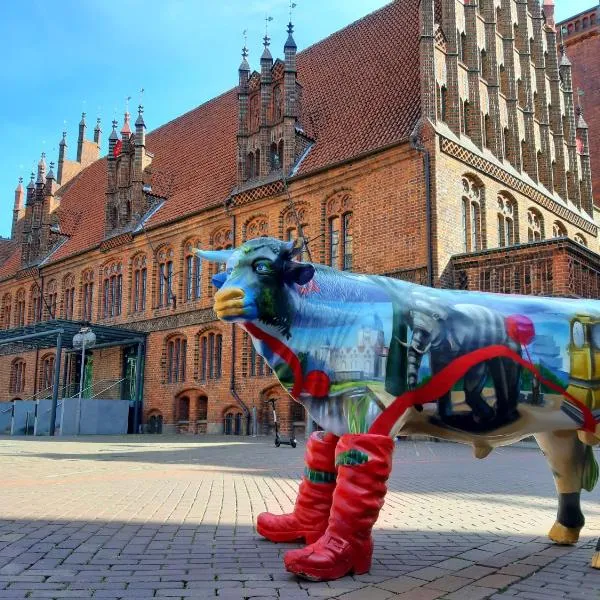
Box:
[253,260,273,274]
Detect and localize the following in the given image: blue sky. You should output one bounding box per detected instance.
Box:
[0,0,592,239]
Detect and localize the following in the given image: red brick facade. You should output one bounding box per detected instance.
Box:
[1,1,599,436]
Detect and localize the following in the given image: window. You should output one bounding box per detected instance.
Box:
[82,270,94,321]
[438,85,448,122]
[63,274,75,320]
[326,193,353,270]
[132,255,147,312]
[102,262,123,318]
[40,355,55,393]
[574,233,587,246]
[166,336,187,383]
[14,289,25,327]
[208,228,233,297]
[30,285,41,324]
[461,177,484,252]
[552,221,567,238]
[10,359,26,394]
[458,31,467,63]
[184,242,202,302]
[243,332,270,377]
[157,247,174,308]
[1,294,11,330]
[45,280,58,320]
[198,331,223,380]
[247,152,255,179]
[527,208,544,242]
[497,194,518,247]
[285,222,310,262]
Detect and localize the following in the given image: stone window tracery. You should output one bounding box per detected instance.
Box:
[40,354,55,393]
[283,207,309,261]
[14,289,25,328]
[166,335,187,384]
[198,330,222,381]
[184,241,201,303]
[527,208,544,242]
[326,193,353,270]
[497,194,518,247]
[573,233,587,246]
[82,270,94,321]
[132,254,147,312]
[461,177,484,252]
[44,280,58,321]
[156,247,174,308]
[10,359,26,394]
[29,285,41,324]
[63,274,76,320]
[552,221,567,238]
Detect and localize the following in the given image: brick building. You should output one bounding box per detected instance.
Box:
[557,4,599,204]
[0,0,599,436]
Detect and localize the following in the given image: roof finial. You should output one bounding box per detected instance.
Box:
[240,32,250,72]
[122,96,132,134]
[135,104,145,127]
[264,15,273,47]
[289,0,297,22]
[109,119,119,141]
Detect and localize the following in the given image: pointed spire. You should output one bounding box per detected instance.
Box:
[77,112,87,162]
[285,21,297,50]
[576,91,588,128]
[27,172,35,190]
[121,111,131,135]
[262,16,273,61]
[47,161,55,181]
[59,131,67,147]
[94,118,102,144]
[558,28,571,66]
[135,105,145,128]
[36,152,47,183]
[239,45,250,72]
[16,177,23,193]
[109,119,119,140]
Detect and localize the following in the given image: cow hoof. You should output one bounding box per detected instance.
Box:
[473,444,493,459]
[548,521,581,545]
[591,552,600,569]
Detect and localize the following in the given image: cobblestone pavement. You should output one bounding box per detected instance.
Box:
[0,436,597,600]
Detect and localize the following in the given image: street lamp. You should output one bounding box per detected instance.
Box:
[73,326,96,434]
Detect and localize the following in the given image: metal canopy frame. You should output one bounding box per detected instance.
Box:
[0,320,147,436]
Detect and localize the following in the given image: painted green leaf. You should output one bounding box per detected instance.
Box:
[582,445,599,493]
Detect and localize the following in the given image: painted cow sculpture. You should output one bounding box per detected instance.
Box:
[196,236,600,581]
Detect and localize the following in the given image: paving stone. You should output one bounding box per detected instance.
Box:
[442,584,499,599]
[376,575,428,593]
[473,573,521,589]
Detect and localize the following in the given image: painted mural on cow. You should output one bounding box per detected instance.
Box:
[196,237,600,581]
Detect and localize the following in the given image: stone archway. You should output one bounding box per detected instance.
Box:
[175,388,209,434]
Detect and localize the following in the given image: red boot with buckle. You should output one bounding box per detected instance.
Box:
[283,433,394,581]
[257,431,338,544]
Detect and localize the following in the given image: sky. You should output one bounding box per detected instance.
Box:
[0,0,593,239]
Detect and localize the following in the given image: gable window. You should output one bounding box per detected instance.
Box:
[10,359,26,394]
[1,294,11,330]
[497,194,518,247]
[15,289,25,328]
[82,270,94,321]
[132,255,147,312]
[166,336,187,384]
[157,248,174,308]
[102,262,123,318]
[461,177,485,252]
[40,354,55,393]
[184,242,202,302]
[198,331,223,380]
[527,208,544,242]
[63,275,76,320]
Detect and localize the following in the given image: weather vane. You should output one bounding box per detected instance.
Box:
[265,15,273,36]
[289,1,297,21]
[125,95,132,113]
[139,88,145,104]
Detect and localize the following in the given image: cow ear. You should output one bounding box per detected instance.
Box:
[212,271,228,289]
[284,261,315,286]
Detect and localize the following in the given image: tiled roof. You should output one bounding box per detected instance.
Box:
[2,1,420,278]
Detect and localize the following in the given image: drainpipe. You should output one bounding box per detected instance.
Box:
[227,211,250,432]
[410,131,434,287]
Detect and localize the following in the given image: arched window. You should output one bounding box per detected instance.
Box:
[243,332,270,377]
[184,241,202,302]
[45,280,58,320]
[29,285,41,324]
[63,274,75,320]
[527,208,544,242]
[81,270,94,321]
[497,194,518,247]
[14,288,25,328]
[101,261,123,318]
[247,152,255,179]
[270,142,280,169]
[326,193,353,270]
[198,331,223,380]
[574,233,587,246]
[461,177,484,252]
[10,359,26,394]
[1,293,11,330]
[283,206,309,262]
[156,247,174,308]
[244,216,269,240]
[208,228,233,297]
[132,254,147,312]
[166,335,187,383]
[39,354,55,393]
[552,221,567,238]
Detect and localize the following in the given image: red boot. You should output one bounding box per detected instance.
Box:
[257,431,338,544]
[284,433,394,581]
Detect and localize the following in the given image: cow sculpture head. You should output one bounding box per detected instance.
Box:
[195,237,315,338]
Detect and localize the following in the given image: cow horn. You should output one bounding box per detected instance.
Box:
[193,248,234,263]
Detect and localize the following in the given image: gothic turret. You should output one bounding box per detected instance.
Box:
[12,177,25,239]
[77,112,86,162]
[237,46,251,184]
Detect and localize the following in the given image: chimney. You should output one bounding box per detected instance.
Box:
[77,112,86,162]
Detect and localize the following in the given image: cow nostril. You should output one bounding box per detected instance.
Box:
[215,287,245,303]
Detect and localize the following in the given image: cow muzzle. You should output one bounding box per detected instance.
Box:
[214,287,247,320]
